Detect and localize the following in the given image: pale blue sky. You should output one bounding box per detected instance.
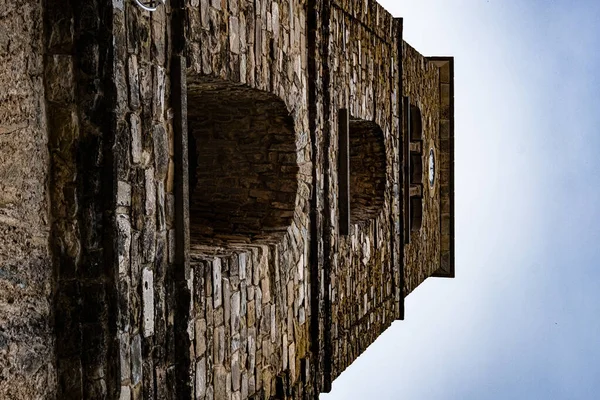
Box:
[322,1,600,399]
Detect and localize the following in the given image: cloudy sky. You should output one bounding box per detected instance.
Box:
[322,1,600,399]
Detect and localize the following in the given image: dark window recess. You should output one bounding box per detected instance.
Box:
[410,197,423,232]
[410,152,423,184]
[275,375,286,398]
[338,109,350,235]
[403,96,411,244]
[187,77,298,249]
[410,104,423,141]
[348,117,386,225]
[406,100,424,239]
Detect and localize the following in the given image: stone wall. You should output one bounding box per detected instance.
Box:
[44,0,180,397]
[325,0,402,383]
[402,43,442,296]
[0,1,55,397]
[0,0,454,398]
[184,0,314,398]
[431,58,454,278]
[111,2,178,399]
[44,0,121,396]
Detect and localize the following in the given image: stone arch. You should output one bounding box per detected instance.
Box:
[348,118,387,224]
[410,104,423,141]
[187,77,299,249]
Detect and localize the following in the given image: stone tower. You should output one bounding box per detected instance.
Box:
[0,0,454,398]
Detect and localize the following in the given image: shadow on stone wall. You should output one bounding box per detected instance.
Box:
[187,77,299,253]
[348,118,386,225]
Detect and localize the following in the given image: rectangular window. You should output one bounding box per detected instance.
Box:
[338,108,350,235]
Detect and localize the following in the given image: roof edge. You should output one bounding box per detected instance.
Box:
[428,56,455,279]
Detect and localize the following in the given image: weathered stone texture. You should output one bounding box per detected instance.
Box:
[0,1,55,398]
[43,0,121,397]
[435,59,454,277]
[324,0,402,383]
[110,3,178,398]
[184,0,314,397]
[402,43,442,296]
[189,239,311,399]
[0,0,453,398]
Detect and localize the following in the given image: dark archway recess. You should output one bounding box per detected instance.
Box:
[410,104,423,141]
[348,118,387,225]
[187,77,299,248]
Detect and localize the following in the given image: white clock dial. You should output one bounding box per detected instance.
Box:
[429,148,435,186]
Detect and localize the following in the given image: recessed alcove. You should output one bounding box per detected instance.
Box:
[348,118,387,225]
[410,152,423,184]
[410,196,423,232]
[187,77,299,250]
[410,104,423,141]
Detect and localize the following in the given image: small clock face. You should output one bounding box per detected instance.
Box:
[429,148,435,186]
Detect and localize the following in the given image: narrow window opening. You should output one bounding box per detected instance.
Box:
[410,104,423,141]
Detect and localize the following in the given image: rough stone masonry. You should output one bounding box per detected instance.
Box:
[0,0,454,398]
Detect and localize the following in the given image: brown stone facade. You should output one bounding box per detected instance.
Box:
[402,43,442,296]
[325,0,401,383]
[0,0,454,399]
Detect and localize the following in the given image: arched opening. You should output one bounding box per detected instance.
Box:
[348,118,387,225]
[187,77,298,248]
[410,104,422,141]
